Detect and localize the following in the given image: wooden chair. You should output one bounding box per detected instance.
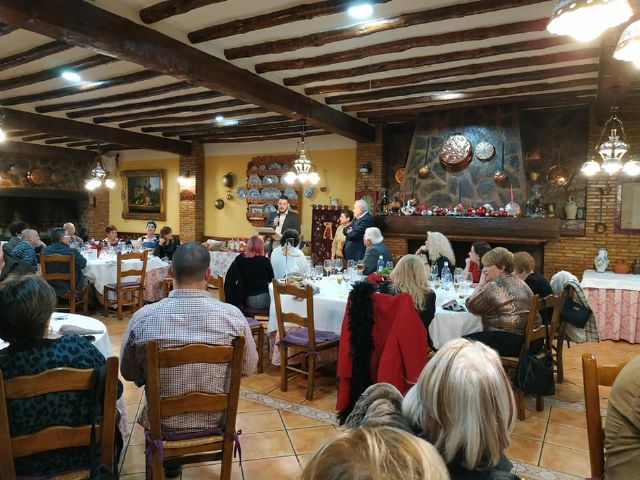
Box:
[39,252,89,314]
[209,274,265,374]
[0,357,119,479]
[554,284,580,384]
[538,291,566,384]
[273,279,339,400]
[582,352,628,480]
[162,278,174,298]
[144,337,245,480]
[103,250,149,320]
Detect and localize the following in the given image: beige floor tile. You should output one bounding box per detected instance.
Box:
[551,382,586,403]
[241,373,281,393]
[288,425,338,455]
[122,387,143,405]
[129,423,146,446]
[236,410,285,434]
[182,462,243,480]
[544,423,589,452]
[549,406,588,430]
[297,453,313,469]
[124,402,139,421]
[280,410,329,429]
[237,398,273,412]
[120,444,146,475]
[268,384,313,403]
[242,455,302,480]
[302,386,337,411]
[539,443,591,478]
[504,436,541,465]
[522,402,551,422]
[511,418,547,442]
[240,430,295,460]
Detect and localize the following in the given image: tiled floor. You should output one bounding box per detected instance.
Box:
[101,310,640,480]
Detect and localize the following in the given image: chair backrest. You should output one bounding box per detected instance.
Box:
[539,291,565,344]
[116,250,149,289]
[207,274,225,302]
[144,337,245,442]
[0,356,119,479]
[582,352,628,479]
[40,253,76,295]
[520,294,543,353]
[272,279,317,348]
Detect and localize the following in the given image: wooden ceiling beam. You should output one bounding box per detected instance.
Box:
[0,54,116,92]
[285,37,574,86]
[0,40,70,72]
[140,0,226,24]
[6,129,35,137]
[118,106,266,128]
[0,140,95,162]
[0,0,374,142]
[174,121,301,138]
[85,143,134,151]
[327,64,599,105]
[0,70,159,106]
[142,114,290,134]
[2,107,191,155]
[200,130,329,143]
[36,81,192,113]
[65,139,102,147]
[22,132,59,142]
[256,18,548,73]
[181,124,308,140]
[67,90,222,119]
[44,137,82,144]
[308,49,599,95]
[188,0,391,43]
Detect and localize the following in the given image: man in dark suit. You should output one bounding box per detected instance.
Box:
[266,196,301,248]
[344,199,375,261]
[362,227,393,275]
[42,227,88,298]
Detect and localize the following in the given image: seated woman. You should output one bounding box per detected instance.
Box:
[102,224,119,247]
[225,235,274,310]
[380,254,436,349]
[301,426,449,480]
[514,251,552,324]
[331,209,354,260]
[270,229,309,280]
[415,231,455,274]
[153,226,180,260]
[465,247,537,357]
[0,274,123,477]
[403,338,518,480]
[135,220,158,249]
[463,241,491,284]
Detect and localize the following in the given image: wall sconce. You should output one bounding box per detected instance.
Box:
[359,163,372,175]
[177,170,196,200]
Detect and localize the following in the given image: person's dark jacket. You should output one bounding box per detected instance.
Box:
[42,242,87,297]
[362,242,393,275]
[448,455,518,480]
[224,254,274,308]
[2,235,21,255]
[224,260,247,309]
[266,209,301,234]
[0,253,32,282]
[344,212,375,261]
[153,239,180,260]
[525,271,553,324]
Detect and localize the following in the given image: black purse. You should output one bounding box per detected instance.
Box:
[516,324,555,396]
[560,294,592,328]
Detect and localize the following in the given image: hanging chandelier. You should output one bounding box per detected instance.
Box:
[546,0,632,42]
[614,19,640,67]
[85,146,115,190]
[581,107,640,176]
[284,121,320,185]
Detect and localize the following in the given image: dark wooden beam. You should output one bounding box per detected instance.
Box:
[44,136,81,144]
[142,114,290,134]
[0,22,16,36]
[0,40,70,72]
[201,130,329,143]
[36,81,192,113]
[175,121,301,138]
[256,18,548,73]
[308,49,599,95]
[352,81,597,116]
[67,90,222,119]
[0,54,116,92]
[85,143,136,151]
[6,129,35,137]
[118,106,266,128]
[0,140,94,162]
[182,124,309,140]
[0,70,159,106]
[22,133,59,142]
[326,64,599,105]
[65,139,102,147]
[140,0,226,24]
[285,37,574,86]
[188,0,391,43]
[93,99,247,124]
[225,0,547,60]
[0,0,374,142]
[2,108,191,155]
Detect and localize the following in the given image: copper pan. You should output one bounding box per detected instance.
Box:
[546,164,571,187]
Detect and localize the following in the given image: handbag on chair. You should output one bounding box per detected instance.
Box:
[516,324,555,396]
[560,295,592,328]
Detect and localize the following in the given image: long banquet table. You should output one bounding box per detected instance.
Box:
[581,269,640,343]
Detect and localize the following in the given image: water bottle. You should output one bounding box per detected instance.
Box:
[441,261,451,290]
[377,255,385,272]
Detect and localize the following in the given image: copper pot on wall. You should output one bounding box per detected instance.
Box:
[417,137,431,179]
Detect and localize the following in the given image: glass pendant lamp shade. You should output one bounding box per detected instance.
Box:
[581,159,601,176]
[614,19,640,67]
[284,121,321,184]
[547,0,632,42]
[622,158,640,176]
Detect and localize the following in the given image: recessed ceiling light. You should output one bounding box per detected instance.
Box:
[348,3,374,19]
[61,71,82,82]
[215,115,224,122]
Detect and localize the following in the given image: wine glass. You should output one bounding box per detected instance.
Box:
[454,274,463,298]
[356,260,365,274]
[314,265,323,281]
[323,259,332,277]
[385,261,394,271]
[334,258,344,274]
[463,272,474,296]
[336,274,344,286]
[347,259,355,271]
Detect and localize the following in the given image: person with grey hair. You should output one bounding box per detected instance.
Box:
[344,199,375,261]
[362,227,393,275]
[63,222,84,247]
[42,227,88,298]
[10,229,44,273]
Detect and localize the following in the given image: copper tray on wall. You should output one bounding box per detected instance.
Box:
[439,135,473,172]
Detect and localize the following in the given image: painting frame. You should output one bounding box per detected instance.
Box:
[121,169,166,220]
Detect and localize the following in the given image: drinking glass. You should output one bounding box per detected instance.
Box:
[441,273,453,291]
[344,268,352,284]
[356,260,365,274]
[385,261,394,271]
[454,274,463,298]
[334,258,344,273]
[323,259,332,277]
[314,265,323,280]
[336,274,344,286]
[463,272,474,296]
[347,259,355,270]
[454,267,464,278]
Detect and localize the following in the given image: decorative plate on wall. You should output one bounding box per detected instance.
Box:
[394,168,405,184]
[439,135,473,171]
[27,168,45,185]
[475,141,496,161]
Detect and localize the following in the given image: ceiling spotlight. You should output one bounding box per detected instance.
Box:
[215,115,224,122]
[348,3,374,19]
[61,71,82,82]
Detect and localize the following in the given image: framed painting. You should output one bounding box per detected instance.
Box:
[121,169,166,220]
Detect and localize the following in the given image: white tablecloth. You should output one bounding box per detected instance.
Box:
[209,251,241,278]
[581,269,640,291]
[429,287,482,350]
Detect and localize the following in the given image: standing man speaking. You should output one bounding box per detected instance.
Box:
[344,199,375,261]
[266,195,301,248]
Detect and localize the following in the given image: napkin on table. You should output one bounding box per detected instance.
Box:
[59,324,104,335]
[442,299,466,312]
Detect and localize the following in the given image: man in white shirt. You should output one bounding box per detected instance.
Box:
[270,229,309,279]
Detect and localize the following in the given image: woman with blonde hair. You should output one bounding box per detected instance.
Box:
[402,338,517,480]
[301,426,450,480]
[415,231,456,274]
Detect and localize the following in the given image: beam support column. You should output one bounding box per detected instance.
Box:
[179,141,204,242]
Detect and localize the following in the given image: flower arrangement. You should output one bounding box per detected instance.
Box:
[366,267,393,284]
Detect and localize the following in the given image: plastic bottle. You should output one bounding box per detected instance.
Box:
[441,261,451,290]
[377,255,385,272]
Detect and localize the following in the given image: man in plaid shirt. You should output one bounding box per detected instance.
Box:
[121,242,258,475]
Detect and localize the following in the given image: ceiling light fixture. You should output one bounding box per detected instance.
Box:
[84,145,116,190]
[61,71,82,82]
[348,2,374,19]
[284,120,320,185]
[614,19,640,67]
[547,0,632,42]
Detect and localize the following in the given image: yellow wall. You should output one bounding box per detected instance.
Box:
[109,157,180,234]
[204,148,356,240]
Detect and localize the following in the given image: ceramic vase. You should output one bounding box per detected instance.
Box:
[594,248,609,273]
[565,196,578,220]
